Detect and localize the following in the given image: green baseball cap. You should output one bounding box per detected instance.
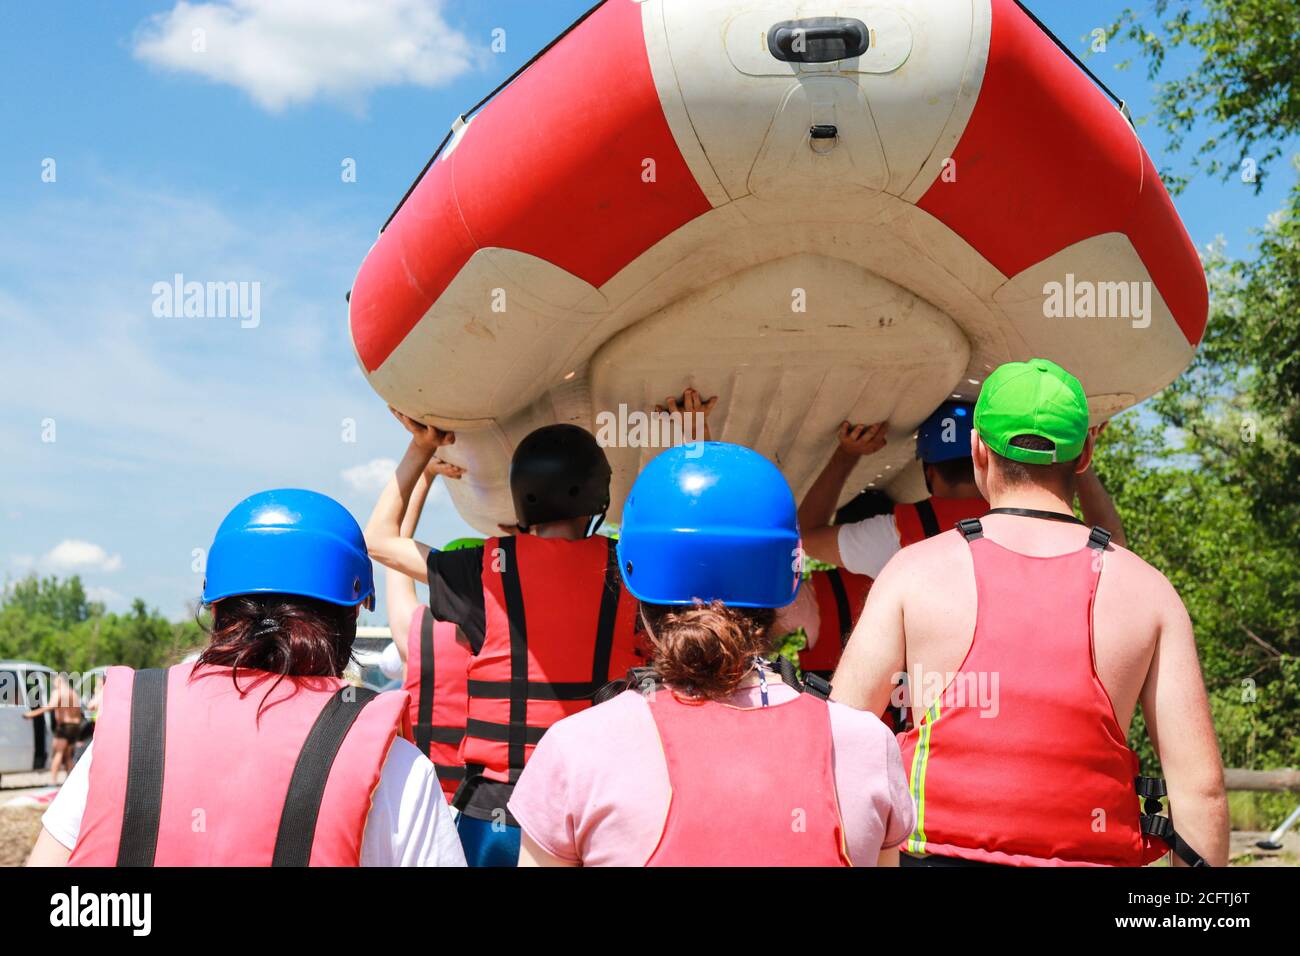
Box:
[973,358,1090,464]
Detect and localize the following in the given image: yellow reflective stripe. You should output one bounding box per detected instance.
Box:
[905,699,941,855]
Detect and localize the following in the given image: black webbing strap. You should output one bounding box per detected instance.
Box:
[414,607,436,757]
[825,568,853,646]
[981,508,1112,550]
[497,536,530,776]
[590,537,621,685]
[116,668,169,867]
[985,506,1084,525]
[1136,775,1210,867]
[271,685,379,867]
[474,536,622,768]
[914,499,941,539]
[956,518,984,541]
[434,763,466,784]
[771,655,831,700]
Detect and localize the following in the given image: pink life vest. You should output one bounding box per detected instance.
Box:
[898,519,1146,866]
[644,688,850,866]
[404,606,471,801]
[69,663,409,867]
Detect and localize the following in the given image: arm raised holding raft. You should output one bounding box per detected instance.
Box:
[797,421,889,568]
[365,408,462,584]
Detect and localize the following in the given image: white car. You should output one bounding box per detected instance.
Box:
[0,660,57,783]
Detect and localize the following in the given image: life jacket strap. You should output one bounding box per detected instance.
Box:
[1135,774,1211,868]
[116,668,169,867]
[491,536,624,773]
[414,607,436,757]
[824,567,853,645]
[914,499,941,539]
[272,685,380,867]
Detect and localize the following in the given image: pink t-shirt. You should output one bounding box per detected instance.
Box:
[508,681,915,866]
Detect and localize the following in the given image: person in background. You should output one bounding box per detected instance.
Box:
[509,442,914,866]
[378,455,477,803]
[24,674,83,785]
[27,489,465,867]
[799,399,1127,579]
[366,411,650,867]
[832,360,1227,867]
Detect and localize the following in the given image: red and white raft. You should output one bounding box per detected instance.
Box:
[349,0,1207,532]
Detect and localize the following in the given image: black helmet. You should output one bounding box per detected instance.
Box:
[509,424,612,529]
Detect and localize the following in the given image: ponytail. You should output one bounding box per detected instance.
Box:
[640,600,776,701]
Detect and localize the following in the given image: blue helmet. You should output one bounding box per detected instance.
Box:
[617,443,801,609]
[201,489,375,609]
[915,400,975,464]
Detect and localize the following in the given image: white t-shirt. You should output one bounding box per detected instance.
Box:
[378,641,405,681]
[43,738,466,867]
[836,513,902,578]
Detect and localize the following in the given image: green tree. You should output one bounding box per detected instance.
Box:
[0,575,203,672]
[1107,0,1300,192]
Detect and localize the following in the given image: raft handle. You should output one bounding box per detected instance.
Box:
[767,18,869,64]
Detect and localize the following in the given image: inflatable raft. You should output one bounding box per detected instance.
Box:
[349,0,1207,532]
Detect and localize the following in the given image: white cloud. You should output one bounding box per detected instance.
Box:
[133,0,477,112]
[86,586,126,607]
[341,458,397,495]
[43,540,124,574]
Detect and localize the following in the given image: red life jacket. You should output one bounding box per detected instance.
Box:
[893,495,988,547]
[69,663,408,867]
[801,568,872,678]
[462,535,643,783]
[404,606,470,801]
[645,688,850,866]
[898,520,1146,866]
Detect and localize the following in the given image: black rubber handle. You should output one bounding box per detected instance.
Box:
[768,18,869,63]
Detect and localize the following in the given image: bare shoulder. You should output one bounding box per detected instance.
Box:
[1097,542,1189,628]
[877,527,971,583]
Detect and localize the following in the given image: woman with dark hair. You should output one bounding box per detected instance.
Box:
[508,443,915,866]
[28,489,465,867]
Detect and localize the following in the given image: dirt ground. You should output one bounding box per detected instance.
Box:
[0,807,43,867]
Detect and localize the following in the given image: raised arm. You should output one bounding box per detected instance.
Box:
[385,458,465,662]
[798,421,887,566]
[1076,423,1126,547]
[829,555,907,714]
[386,468,432,659]
[365,409,457,584]
[1139,583,1229,866]
[1076,467,1127,548]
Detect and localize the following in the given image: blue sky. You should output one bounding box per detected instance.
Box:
[2,1,1294,625]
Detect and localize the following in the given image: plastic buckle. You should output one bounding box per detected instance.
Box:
[1088,527,1112,550]
[956,518,983,541]
[802,672,832,700]
[1142,813,1175,841]
[1135,775,1167,799]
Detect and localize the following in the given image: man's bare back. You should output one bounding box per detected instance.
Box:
[882,515,1177,731]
